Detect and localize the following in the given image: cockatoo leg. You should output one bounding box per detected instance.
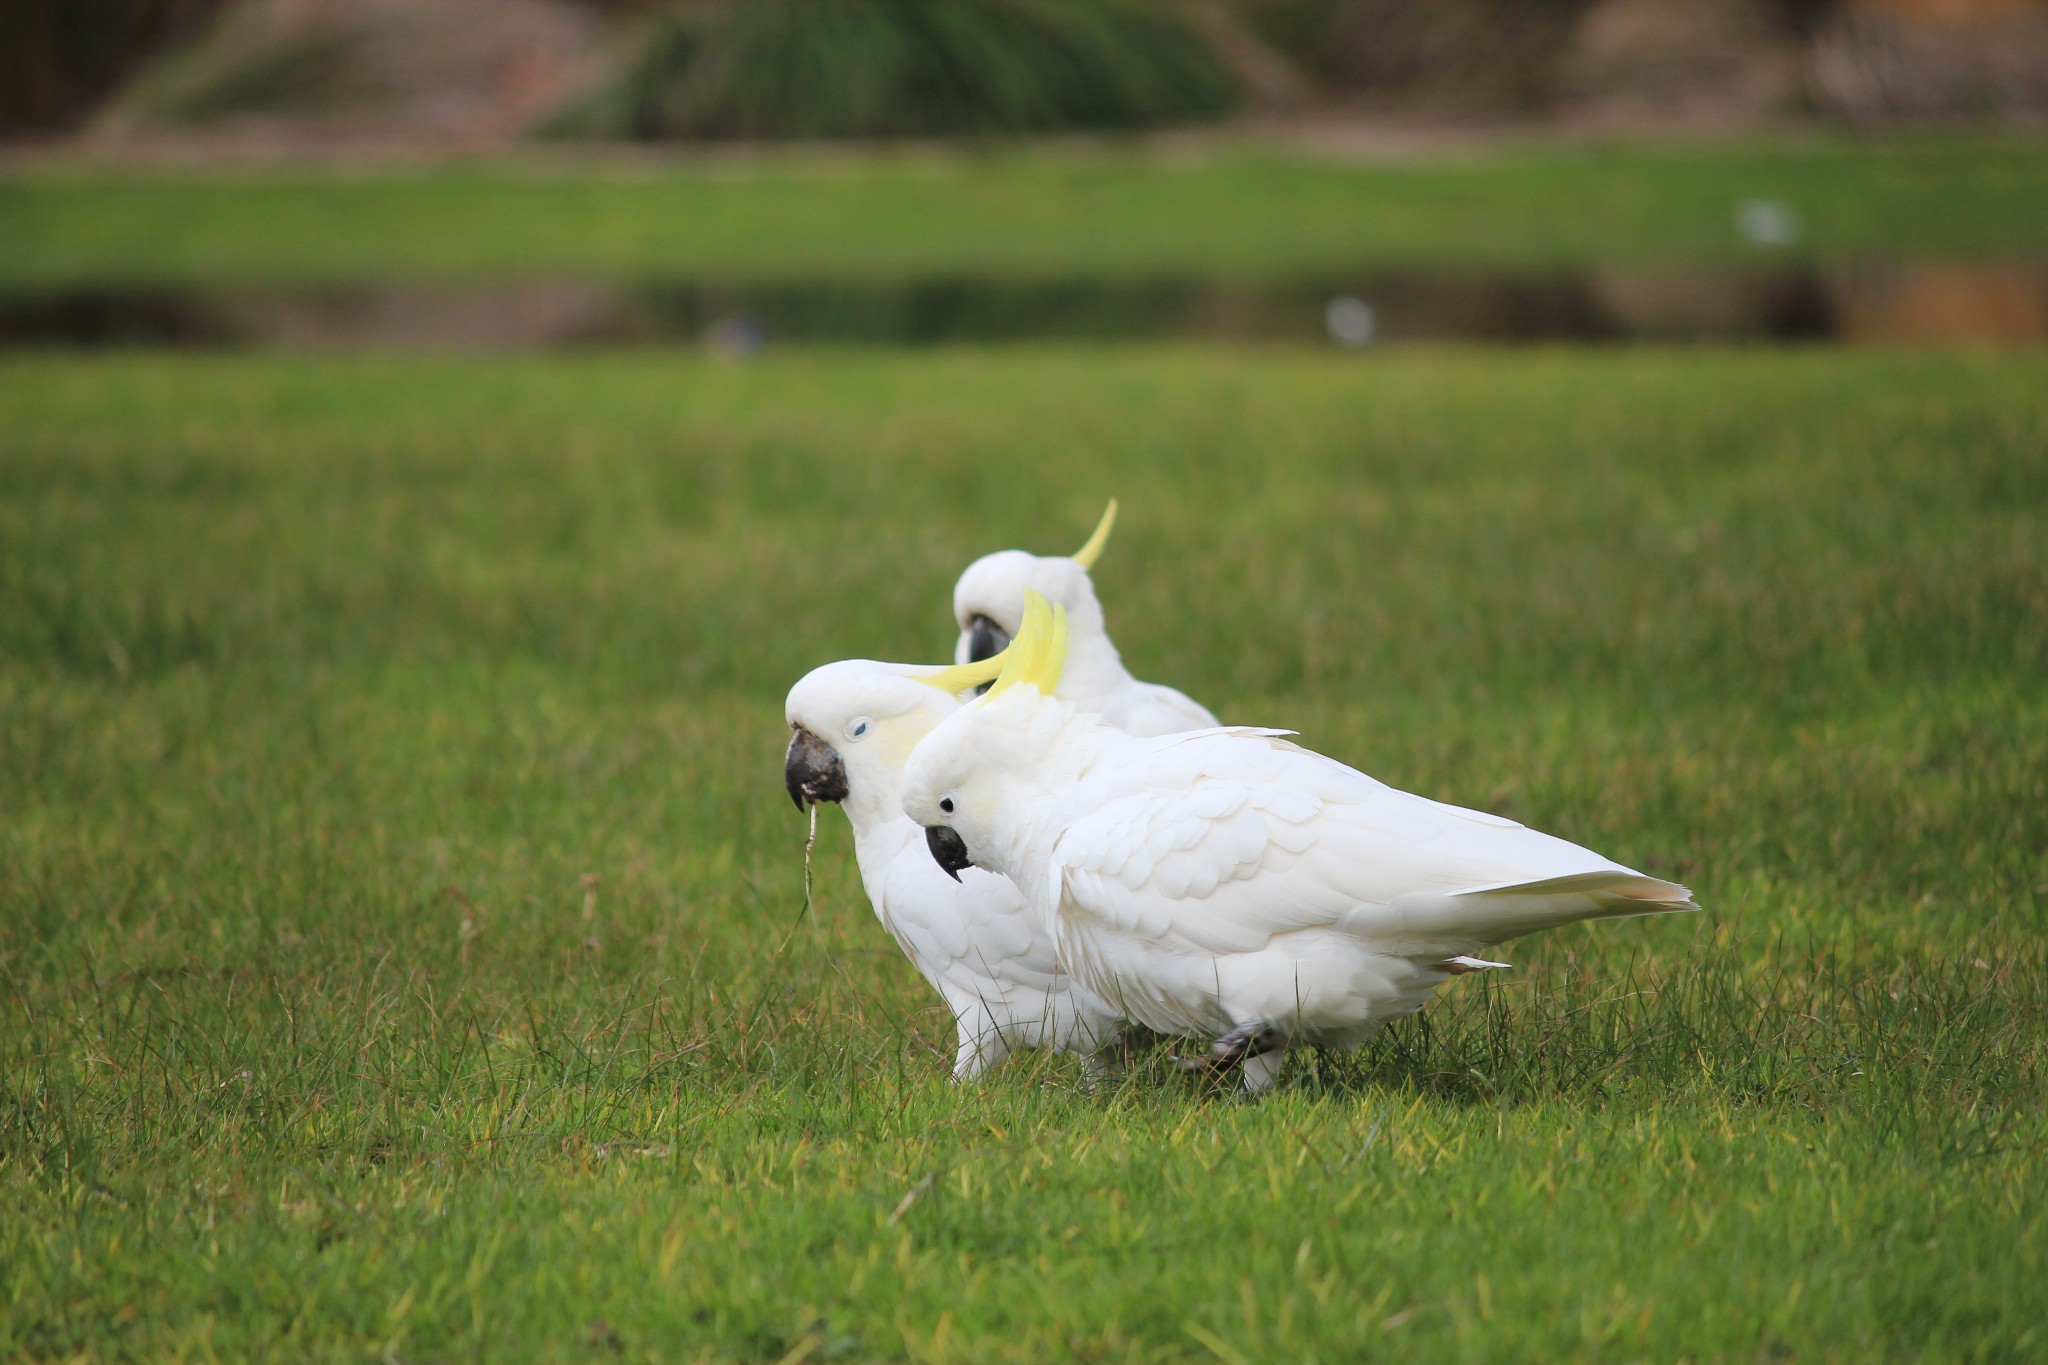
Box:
[1239,1049,1286,1094]
[951,1017,1010,1082]
[1075,1032,1130,1090]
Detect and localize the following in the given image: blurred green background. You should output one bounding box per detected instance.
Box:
[3,3,2046,1361]
[11,0,2048,142]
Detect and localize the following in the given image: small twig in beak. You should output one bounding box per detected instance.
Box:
[802,801,819,929]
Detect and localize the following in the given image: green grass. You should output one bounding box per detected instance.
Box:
[4,135,2048,289]
[2,344,2043,1360]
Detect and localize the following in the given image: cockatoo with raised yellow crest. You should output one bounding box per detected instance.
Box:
[784,653,1124,1081]
[952,500,1219,737]
[902,594,1699,1092]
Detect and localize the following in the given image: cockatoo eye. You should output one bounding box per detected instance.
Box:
[939,797,954,813]
[844,717,872,741]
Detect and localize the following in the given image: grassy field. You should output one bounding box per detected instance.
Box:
[2,342,2043,1361]
[5,136,2048,289]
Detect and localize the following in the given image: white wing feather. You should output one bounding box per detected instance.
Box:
[1050,729,1694,966]
[1119,680,1222,736]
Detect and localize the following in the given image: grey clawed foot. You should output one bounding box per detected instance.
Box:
[1210,1017,1284,1067]
[1174,1017,1283,1078]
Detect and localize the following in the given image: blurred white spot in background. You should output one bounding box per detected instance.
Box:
[1325,295,1377,347]
[1736,199,1802,248]
[706,313,768,358]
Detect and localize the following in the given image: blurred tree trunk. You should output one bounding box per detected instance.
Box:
[1173,0,1314,110]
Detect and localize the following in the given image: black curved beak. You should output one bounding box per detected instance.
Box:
[926,825,973,881]
[966,614,1011,665]
[783,727,849,811]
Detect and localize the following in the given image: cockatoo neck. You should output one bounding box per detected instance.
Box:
[846,802,923,892]
[1052,619,1134,714]
[964,690,1119,890]
[838,753,911,843]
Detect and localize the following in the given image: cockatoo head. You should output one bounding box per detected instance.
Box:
[904,592,1074,881]
[951,499,1116,666]
[783,654,1004,830]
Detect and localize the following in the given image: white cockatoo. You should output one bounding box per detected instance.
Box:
[951,500,1220,737]
[902,594,1699,1092]
[784,654,1124,1081]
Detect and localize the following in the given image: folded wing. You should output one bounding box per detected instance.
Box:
[1052,731,1696,962]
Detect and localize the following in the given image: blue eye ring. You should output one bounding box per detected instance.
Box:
[844,716,873,741]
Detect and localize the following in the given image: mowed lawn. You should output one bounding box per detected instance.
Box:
[6,136,2048,288]
[2,344,2044,1362]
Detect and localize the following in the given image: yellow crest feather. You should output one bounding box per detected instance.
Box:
[983,590,1068,701]
[916,652,1008,694]
[1070,498,1118,570]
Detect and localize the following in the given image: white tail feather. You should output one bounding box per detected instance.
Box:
[1341,870,1698,954]
[1442,955,1512,974]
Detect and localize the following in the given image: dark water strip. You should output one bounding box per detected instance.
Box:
[3,263,2045,351]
